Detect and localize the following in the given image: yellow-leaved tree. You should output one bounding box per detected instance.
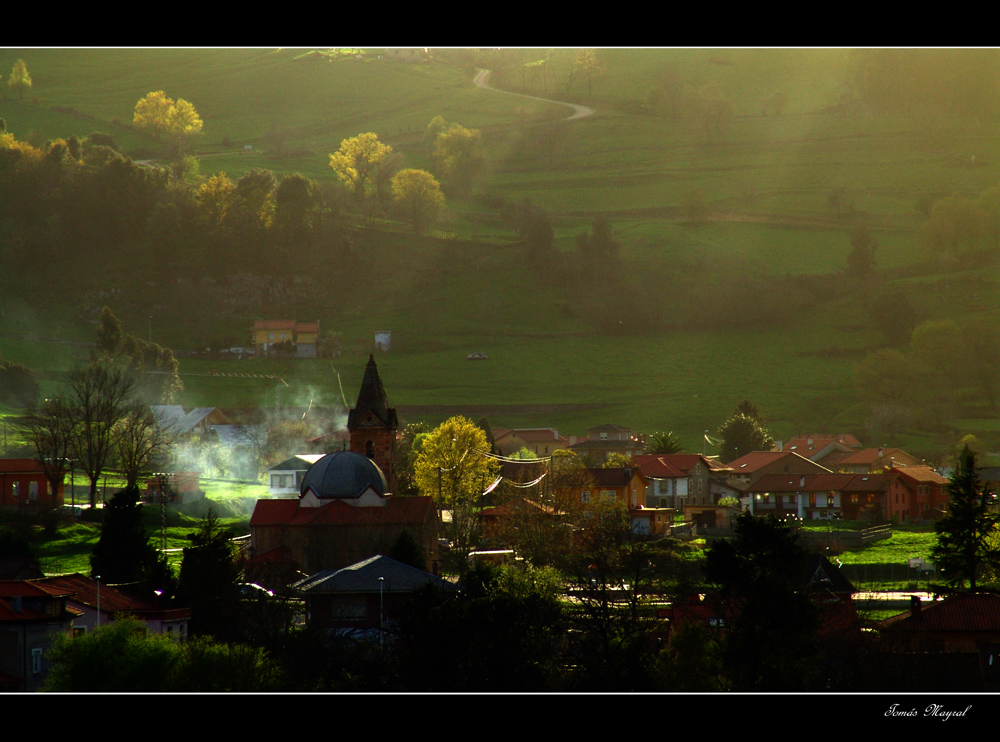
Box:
[133,91,203,142]
[328,132,393,200]
[7,59,32,100]
[391,168,445,233]
[196,173,235,228]
[414,416,500,560]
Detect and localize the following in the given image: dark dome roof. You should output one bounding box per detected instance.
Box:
[300,451,387,499]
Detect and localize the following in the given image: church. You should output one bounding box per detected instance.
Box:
[248,355,438,582]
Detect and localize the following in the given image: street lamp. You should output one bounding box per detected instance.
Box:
[378,576,385,648]
[156,473,169,551]
[95,575,101,628]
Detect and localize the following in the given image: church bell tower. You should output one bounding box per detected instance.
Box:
[347,354,398,492]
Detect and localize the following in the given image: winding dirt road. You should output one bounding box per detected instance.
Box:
[473,69,594,121]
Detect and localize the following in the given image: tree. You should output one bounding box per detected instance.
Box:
[90,484,172,598]
[704,512,820,690]
[177,509,243,641]
[574,49,604,98]
[431,124,486,198]
[196,172,235,228]
[0,359,38,407]
[133,91,203,143]
[65,362,139,508]
[328,132,394,200]
[413,416,500,559]
[93,307,183,403]
[24,397,75,504]
[645,431,683,455]
[133,91,174,142]
[692,81,733,144]
[845,225,878,278]
[7,59,31,100]
[391,168,445,233]
[275,173,319,240]
[43,616,281,692]
[114,401,170,490]
[868,291,918,346]
[717,412,774,463]
[576,216,622,283]
[932,446,1000,592]
[167,98,203,140]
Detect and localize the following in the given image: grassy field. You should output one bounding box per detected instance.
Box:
[1,48,998,459]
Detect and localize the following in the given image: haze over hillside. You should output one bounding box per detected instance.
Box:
[0,48,997,462]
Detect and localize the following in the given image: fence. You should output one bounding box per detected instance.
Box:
[797,524,892,553]
[840,561,935,589]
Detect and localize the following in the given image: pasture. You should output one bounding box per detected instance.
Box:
[1,48,998,457]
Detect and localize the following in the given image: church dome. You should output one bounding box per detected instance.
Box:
[300,451,388,499]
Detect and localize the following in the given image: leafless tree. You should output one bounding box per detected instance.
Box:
[65,363,139,508]
[24,397,76,504]
[114,401,172,490]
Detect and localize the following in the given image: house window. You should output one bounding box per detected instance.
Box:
[73,626,87,638]
[850,495,858,504]
[581,490,590,503]
[12,482,20,499]
[601,490,616,502]
[29,481,38,500]
[600,432,608,440]
[32,648,42,674]
[365,440,375,458]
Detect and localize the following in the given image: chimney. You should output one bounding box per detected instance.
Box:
[807,437,813,446]
[800,476,806,488]
[878,448,884,459]
[910,595,921,616]
[11,596,22,613]
[776,440,783,452]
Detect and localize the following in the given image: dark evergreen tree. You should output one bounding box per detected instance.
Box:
[932,446,1000,592]
[704,512,820,690]
[177,510,242,641]
[388,529,426,572]
[90,484,172,599]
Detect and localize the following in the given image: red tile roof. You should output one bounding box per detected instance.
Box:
[633,454,732,478]
[727,451,823,472]
[0,581,72,599]
[838,448,919,466]
[31,574,150,614]
[884,593,1000,633]
[891,466,949,485]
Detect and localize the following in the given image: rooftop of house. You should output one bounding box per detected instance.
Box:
[891,465,949,485]
[584,467,649,488]
[726,450,829,474]
[633,454,733,478]
[838,447,920,466]
[31,574,150,614]
[883,592,1000,633]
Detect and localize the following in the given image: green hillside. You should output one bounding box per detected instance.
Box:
[1,48,998,461]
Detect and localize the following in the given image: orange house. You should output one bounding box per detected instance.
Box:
[251,320,320,358]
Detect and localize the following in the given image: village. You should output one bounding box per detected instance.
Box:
[2,332,999,693]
